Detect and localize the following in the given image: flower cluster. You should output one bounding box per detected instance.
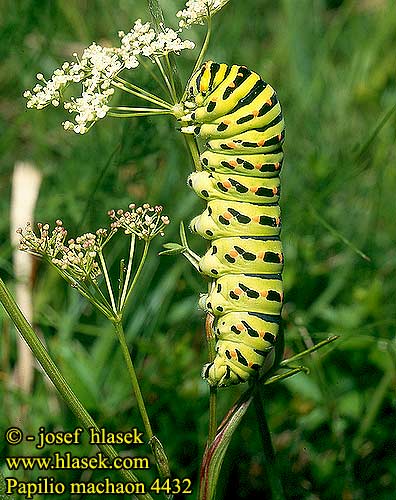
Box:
[108,203,170,241]
[24,18,195,134]
[51,231,108,281]
[176,0,230,27]
[118,19,194,59]
[17,221,109,282]
[17,220,68,259]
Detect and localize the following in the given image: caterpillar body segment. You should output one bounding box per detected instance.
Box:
[206,119,285,154]
[198,236,283,277]
[200,150,283,178]
[182,61,285,387]
[202,312,279,386]
[205,274,283,317]
[190,200,281,240]
[188,171,280,204]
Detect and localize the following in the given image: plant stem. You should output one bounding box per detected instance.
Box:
[181,130,202,171]
[112,320,154,440]
[98,250,117,313]
[280,335,338,367]
[121,240,150,313]
[0,277,152,500]
[120,234,136,309]
[206,314,217,444]
[114,76,172,108]
[154,56,176,102]
[253,386,285,500]
[113,80,172,109]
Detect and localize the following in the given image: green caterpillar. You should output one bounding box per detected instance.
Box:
[181,61,285,387]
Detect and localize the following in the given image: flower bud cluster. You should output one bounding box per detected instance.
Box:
[17,221,108,282]
[17,220,67,259]
[176,0,230,27]
[51,231,107,281]
[108,203,170,241]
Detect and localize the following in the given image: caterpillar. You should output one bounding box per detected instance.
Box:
[180,61,285,387]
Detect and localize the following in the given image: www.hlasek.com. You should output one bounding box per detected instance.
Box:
[4,426,192,497]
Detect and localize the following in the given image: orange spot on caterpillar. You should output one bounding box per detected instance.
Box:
[275,162,281,170]
[229,160,238,167]
[223,181,232,189]
[278,133,282,140]
[236,323,245,331]
[237,72,244,77]
[272,187,278,195]
[252,216,260,222]
[257,139,266,147]
[229,82,236,88]
[223,119,232,125]
[227,142,237,149]
[249,186,258,193]
[260,290,268,298]
[252,110,259,117]
[279,253,284,263]
[257,251,265,260]
[230,350,237,359]
[259,331,265,338]
[255,164,262,170]
[223,211,233,220]
[234,288,243,296]
[229,250,238,258]
[275,217,281,226]
[266,98,272,106]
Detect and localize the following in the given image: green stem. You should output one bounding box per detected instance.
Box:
[98,250,117,313]
[113,320,153,440]
[264,367,308,385]
[253,386,285,500]
[121,240,150,313]
[154,56,175,102]
[113,80,172,109]
[208,387,217,444]
[280,335,338,367]
[0,277,153,500]
[138,57,170,96]
[163,55,177,103]
[114,76,172,108]
[206,314,217,445]
[110,106,172,113]
[51,264,113,319]
[181,131,202,171]
[120,234,136,310]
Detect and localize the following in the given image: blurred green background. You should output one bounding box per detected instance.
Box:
[1,0,395,499]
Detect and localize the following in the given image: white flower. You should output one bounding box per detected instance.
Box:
[24,18,194,134]
[118,19,194,60]
[176,0,230,27]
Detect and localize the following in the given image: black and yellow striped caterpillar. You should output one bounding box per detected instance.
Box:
[180,61,285,387]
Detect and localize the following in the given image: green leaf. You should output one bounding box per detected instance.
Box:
[199,390,254,500]
[158,242,186,255]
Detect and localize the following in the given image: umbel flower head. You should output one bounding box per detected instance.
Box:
[108,203,170,241]
[23,18,194,134]
[17,221,107,282]
[17,203,170,284]
[176,0,230,27]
